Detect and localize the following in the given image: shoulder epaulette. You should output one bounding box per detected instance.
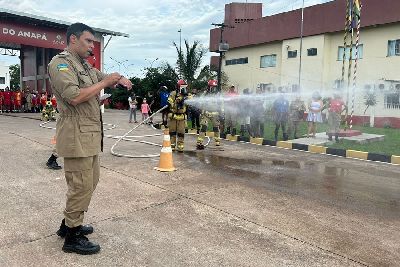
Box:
[57,51,70,58]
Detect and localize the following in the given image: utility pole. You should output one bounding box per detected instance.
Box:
[178,29,182,78]
[298,0,305,91]
[211,23,234,92]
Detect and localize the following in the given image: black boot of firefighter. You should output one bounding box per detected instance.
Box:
[57,219,94,238]
[47,154,62,170]
[62,226,100,255]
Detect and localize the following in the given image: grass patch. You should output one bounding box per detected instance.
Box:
[187,119,400,156]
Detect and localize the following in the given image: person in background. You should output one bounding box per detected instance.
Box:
[238,88,251,137]
[128,92,138,123]
[288,95,306,139]
[141,98,150,123]
[327,93,346,142]
[159,85,170,126]
[272,90,289,141]
[0,88,4,113]
[250,87,265,138]
[225,85,239,136]
[147,91,155,124]
[31,91,38,113]
[3,86,11,112]
[306,91,324,138]
[188,88,201,133]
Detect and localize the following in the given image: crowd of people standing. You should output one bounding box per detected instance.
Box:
[0,86,58,113]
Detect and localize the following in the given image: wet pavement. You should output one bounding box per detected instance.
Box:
[0,110,399,266]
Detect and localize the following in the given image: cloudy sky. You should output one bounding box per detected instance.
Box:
[0,0,331,77]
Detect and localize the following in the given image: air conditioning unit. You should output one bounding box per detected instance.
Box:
[364,84,372,92]
[333,79,343,89]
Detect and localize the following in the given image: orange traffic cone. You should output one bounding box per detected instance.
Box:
[154,129,176,172]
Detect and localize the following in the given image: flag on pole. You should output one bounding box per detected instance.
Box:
[353,0,361,18]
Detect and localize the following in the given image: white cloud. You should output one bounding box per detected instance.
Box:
[0,0,331,77]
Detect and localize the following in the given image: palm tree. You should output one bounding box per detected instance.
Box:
[173,40,207,86]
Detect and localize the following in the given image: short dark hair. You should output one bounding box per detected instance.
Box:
[66,23,95,45]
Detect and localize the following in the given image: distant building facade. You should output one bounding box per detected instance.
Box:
[210,0,400,127]
[0,61,10,90]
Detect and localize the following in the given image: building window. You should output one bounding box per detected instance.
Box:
[0,77,5,84]
[288,50,297,58]
[225,57,248,66]
[388,40,400,56]
[234,18,254,24]
[338,45,363,60]
[260,54,277,68]
[384,92,400,109]
[307,48,318,56]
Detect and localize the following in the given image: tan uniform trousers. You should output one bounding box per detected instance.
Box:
[64,154,100,228]
[328,111,341,134]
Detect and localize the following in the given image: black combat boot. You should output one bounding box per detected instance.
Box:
[46,154,62,170]
[232,128,237,136]
[57,219,94,238]
[335,134,339,142]
[240,125,245,137]
[274,128,279,141]
[196,143,205,150]
[227,127,231,135]
[62,226,100,255]
[283,133,289,141]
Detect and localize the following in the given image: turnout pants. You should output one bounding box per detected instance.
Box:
[168,118,186,149]
[63,155,100,228]
[197,113,221,146]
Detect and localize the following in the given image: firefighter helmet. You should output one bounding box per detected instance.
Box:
[177,79,187,87]
[177,79,188,95]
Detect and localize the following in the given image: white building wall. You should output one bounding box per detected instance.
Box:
[220,23,400,117]
[0,62,10,90]
[222,42,282,93]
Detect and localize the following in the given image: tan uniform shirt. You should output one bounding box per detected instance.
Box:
[48,50,107,158]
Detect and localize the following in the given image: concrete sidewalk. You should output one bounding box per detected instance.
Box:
[0,110,399,266]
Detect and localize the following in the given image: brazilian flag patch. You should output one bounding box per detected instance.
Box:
[57,63,69,71]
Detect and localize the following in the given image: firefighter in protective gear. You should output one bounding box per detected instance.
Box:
[168,79,188,152]
[196,79,222,150]
[41,100,57,121]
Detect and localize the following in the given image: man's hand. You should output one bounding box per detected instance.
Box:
[117,76,133,90]
[102,73,123,88]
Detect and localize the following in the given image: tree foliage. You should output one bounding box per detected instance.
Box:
[9,64,20,90]
[173,40,207,86]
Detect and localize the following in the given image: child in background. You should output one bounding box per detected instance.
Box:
[141,98,151,124]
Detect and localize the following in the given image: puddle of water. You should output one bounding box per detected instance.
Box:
[182,151,400,216]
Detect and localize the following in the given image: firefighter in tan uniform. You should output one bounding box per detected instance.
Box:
[48,23,132,255]
[196,80,222,150]
[167,79,189,152]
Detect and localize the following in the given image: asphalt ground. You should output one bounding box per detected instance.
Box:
[0,110,399,267]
